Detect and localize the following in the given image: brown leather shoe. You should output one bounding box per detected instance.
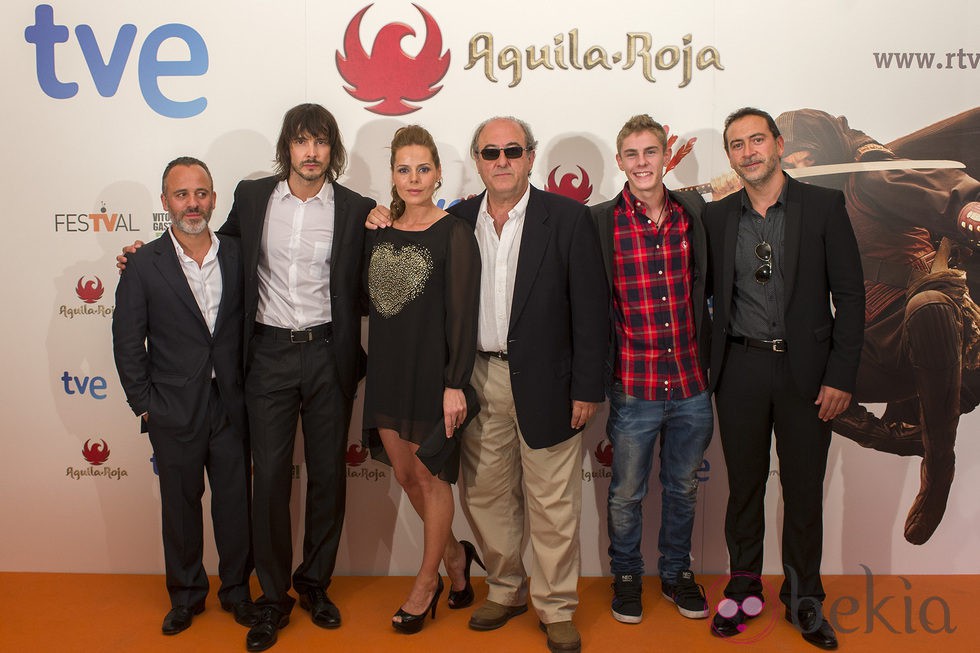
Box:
[539,620,581,653]
[468,600,528,631]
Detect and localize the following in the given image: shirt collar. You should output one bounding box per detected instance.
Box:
[618,181,673,222]
[273,178,334,205]
[478,183,531,226]
[739,172,789,216]
[168,226,219,264]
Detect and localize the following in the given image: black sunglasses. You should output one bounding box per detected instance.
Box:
[755,241,772,284]
[477,145,532,161]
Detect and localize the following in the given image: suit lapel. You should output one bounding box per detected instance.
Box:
[595,202,615,289]
[242,178,277,280]
[155,234,210,334]
[214,237,237,334]
[782,176,803,305]
[721,197,740,331]
[510,188,549,329]
[329,182,349,295]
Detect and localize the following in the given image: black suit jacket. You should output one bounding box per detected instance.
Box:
[217,176,376,399]
[704,175,865,397]
[591,188,711,389]
[449,186,608,448]
[112,232,247,441]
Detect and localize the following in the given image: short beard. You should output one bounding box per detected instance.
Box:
[171,212,210,236]
[292,162,327,183]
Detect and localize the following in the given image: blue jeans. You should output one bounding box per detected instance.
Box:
[606,387,713,583]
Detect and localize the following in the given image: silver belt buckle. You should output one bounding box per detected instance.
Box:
[290,328,313,343]
[770,339,787,353]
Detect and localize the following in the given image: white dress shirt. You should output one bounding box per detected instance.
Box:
[169,227,222,335]
[169,228,222,379]
[475,184,531,352]
[256,179,334,330]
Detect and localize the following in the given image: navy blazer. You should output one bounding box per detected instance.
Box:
[449,186,609,448]
[112,232,247,441]
[217,176,376,400]
[704,175,865,397]
[590,188,711,390]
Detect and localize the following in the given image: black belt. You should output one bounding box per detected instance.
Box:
[728,335,787,353]
[254,322,332,343]
[479,350,509,361]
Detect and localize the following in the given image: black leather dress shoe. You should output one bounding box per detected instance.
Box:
[162,604,204,635]
[222,599,261,627]
[711,610,748,638]
[299,587,341,629]
[786,606,839,650]
[246,607,289,652]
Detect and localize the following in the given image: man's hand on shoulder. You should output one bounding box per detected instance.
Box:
[116,240,145,273]
[366,205,392,230]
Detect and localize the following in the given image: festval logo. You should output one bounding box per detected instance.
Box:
[82,438,110,466]
[75,276,104,303]
[545,165,593,204]
[345,443,369,467]
[594,439,613,468]
[336,3,450,115]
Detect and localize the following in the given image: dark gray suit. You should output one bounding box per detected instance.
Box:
[704,175,864,605]
[218,176,374,612]
[113,231,251,609]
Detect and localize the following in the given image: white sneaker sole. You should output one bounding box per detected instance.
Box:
[662,591,709,619]
[612,608,643,624]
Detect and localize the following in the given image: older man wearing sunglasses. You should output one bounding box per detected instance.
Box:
[368,116,607,653]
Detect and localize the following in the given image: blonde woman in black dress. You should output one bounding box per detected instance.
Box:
[363,125,484,633]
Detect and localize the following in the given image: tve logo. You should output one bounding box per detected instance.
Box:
[60,371,108,399]
[24,4,208,118]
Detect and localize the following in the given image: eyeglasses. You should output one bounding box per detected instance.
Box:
[754,241,772,284]
[477,145,532,161]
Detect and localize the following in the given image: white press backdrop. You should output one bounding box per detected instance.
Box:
[2,0,978,578]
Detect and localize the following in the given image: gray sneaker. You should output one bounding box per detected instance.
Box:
[662,569,709,619]
[611,574,643,624]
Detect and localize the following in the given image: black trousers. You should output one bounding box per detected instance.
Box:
[246,327,352,613]
[150,382,252,608]
[714,342,831,607]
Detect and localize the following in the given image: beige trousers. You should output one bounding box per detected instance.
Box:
[460,354,582,623]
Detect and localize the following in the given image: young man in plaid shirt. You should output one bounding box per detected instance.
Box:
[590,115,712,624]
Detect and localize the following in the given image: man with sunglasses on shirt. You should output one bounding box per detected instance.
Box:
[703,107,863,650]
[368,116,607,653]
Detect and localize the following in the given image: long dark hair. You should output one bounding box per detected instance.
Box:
[274,103,347,182]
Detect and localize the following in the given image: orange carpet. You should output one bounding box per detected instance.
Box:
[1,573,975,652]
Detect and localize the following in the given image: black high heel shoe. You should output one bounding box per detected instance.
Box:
[392,577,444,634]
[448,540,486,609]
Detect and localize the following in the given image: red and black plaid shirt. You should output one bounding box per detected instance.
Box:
[612,183,706,400]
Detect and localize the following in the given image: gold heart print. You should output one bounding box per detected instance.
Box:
[368,241,434,318]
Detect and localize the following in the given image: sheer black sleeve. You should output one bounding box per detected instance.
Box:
[443,217,481,388]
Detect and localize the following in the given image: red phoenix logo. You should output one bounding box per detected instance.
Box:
[546,165,593,204]
[82,438,110,465]
[336,4,451,115]
[76,276,104,303]
[345,443,369,467]
[594,439,613,468]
